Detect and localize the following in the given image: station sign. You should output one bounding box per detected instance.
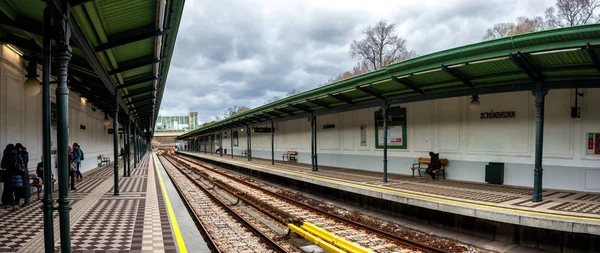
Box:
[253,127,275,133]
[480,110,516,119]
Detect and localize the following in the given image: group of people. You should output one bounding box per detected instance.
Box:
[0,142,84,210]
[1,143,31,210]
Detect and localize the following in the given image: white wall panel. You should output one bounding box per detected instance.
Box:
[542,89,573,157]
[341,111,355,150]
[436,98,460,153]
[412,101,434,152]
[467,92,530,155]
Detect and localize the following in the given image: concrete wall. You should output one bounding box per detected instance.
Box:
[204,88,600,192]
[0,45,127,194]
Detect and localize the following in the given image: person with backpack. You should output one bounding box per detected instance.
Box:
[68,146,77,191]
[15,143,30,206]
[73,143,84,182]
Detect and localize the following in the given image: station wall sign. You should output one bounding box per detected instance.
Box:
[586,133,600,155]
[480,110,516,119]
[108,128,124,134]
[253,127,275,133]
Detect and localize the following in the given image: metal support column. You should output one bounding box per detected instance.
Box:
[41,6,54,252]
[231,129,234,158]
[247,126,252,161]
[126,120,131,177]
[204,136,207,154]
[310,115,318,171]
[271,120,274,165]
[123,121,127,177]
[210,135,213,155]
[133,127,137,168]
[219,132,223,157]
[533,88,548,202]
[382,100,389,183]
[54,6,73,252]
[113,104,119,196]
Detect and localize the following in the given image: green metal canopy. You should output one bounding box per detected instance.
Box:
[0,0,185,134]
[179,23,600,140]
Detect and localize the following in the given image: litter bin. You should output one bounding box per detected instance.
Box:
[485,162,504,185]
[224,149,227,154]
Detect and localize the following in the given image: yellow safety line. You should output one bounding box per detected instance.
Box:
[153,153,188,253]
[194,153,600,223]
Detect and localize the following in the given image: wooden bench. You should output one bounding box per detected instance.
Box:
[29,168,56,200]
[98,154,111,166]
[282,151,298,162]
[410,157,448,179]
[241,149,248,157]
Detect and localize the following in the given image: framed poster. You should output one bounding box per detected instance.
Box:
[374,107,407,149]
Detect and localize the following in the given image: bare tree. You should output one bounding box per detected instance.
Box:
[285,89,298,97]
[220,105,250,119]
[350,20,416,70]
[327,61,371,83]
[482,17,545,40]
[265,96,281,104]
[545,0,600,28]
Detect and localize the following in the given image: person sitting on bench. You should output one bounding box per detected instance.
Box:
[426,152,441,180]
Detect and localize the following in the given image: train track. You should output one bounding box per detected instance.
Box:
[162,151,454,253]
[156,151,292,253]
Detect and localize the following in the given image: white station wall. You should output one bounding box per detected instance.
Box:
[221,88,600,192]
[0,45,126,182]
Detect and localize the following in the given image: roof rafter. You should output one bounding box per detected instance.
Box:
[306,99,332,109]
[391,76,425,94]
[356,85,386,100]
[108,55,166,75]
[95,26,173,52]
[509,52,543,81]
[288,103,313,113]
[586,43,600,73]
[123,88,156,99]
[118,75,160,90]
[441,65,474,87]
[274,107,294,115]
[328,93,355,104]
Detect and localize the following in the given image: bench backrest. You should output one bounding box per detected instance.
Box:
[287,151,297,155]
[417,157,448,165]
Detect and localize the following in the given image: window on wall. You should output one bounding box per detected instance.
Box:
[374,107,407,149]
[233,131,239,146]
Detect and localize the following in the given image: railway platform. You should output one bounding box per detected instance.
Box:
[177,152,600,240]
[0,154,200,253]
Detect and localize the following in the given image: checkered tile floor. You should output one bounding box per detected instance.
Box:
[182,151,600,220]
[0,154,178,253]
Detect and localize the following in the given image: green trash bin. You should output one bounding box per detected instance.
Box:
[485,162,504,185]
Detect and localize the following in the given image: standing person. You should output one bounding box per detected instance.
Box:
[1,144,15,208]
[15,143,30,206]
[426,151,442,180]
[7,145,23,210]
[73,143,84,182]
[36,156,44,184]
[68,146,77,191]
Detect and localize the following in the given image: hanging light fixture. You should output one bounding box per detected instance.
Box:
[23,61,40,96]
[103,113,111,126]
[470,95,481,111]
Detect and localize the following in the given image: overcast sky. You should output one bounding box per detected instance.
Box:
[159,0,553,123]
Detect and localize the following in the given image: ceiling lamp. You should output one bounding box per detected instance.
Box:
[470,95,481,111]
[24,61,40,97]
[103,113,111,126]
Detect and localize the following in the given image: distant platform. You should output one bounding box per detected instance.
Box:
[178,151,600,236]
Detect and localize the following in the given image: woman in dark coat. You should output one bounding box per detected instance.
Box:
[426,151,442,180]
[15,143,30,206]
[1,144,15,207]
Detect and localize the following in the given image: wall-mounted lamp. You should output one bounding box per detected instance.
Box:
[240,128,244,132]
[24,61,40,97]
[103,113,111,126]
[571,89,584,118]
[80,97,87,106]
[469,95,481,111]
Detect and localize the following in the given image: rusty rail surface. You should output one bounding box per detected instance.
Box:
[174,152,450,253]
[157,153,290,253]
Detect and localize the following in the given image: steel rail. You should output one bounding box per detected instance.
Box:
[174,152,449,253]
[157,153,289,253]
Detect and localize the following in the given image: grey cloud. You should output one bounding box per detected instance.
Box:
[160,0,554,122]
